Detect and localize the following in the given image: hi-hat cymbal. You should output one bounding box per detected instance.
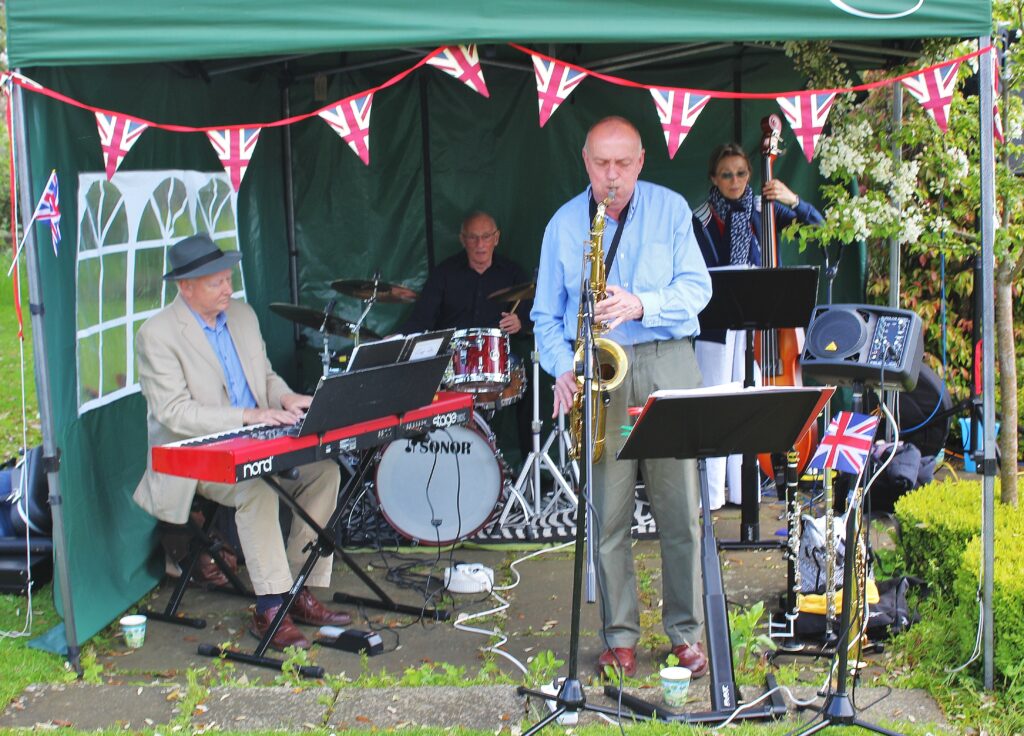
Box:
[269,302,380,340]
[331,278,418,303]
[488,281,536,303]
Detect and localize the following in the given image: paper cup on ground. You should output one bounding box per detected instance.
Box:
[120,614,147,649]
[660,665,691,707]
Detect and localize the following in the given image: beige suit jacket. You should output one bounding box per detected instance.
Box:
[133,294,292,524]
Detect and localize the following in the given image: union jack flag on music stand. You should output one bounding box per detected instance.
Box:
[775,91,837,162]
[807,411,879,476]
[33,170,61,257]
[319,92,374,165]
[95,112,148,180]
[426,45,489,98]
[901,59,961,133]
[206,126,262,192]
[650,87,710,159]
[532,56,587,127]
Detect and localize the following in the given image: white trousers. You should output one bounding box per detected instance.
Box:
[695,331,745,509]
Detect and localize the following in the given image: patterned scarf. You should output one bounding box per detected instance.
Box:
[708,184,754,266]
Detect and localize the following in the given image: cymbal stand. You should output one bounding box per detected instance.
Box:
[497,333,578,530]
[319,298,337,377]
[350,271,380,348]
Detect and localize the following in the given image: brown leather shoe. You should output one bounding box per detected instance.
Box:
[290,587,352,627]
[597,647,637,678]
[671,642,709,678]
[192,553,230,588]
[250,606,310,651]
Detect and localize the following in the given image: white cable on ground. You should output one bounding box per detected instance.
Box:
[712,684,822,730]
[452,540,574,676]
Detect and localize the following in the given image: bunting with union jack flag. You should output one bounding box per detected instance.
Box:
[95,112,148,180]
[532,56,587,127]
[650,88,710,159]
[319,93,374,165]
[807,411,880,476]
[901,59,961,133]
[206,127,262,192]
[33,170,61,257]
[775,92,837,162]
[426,45,489,98]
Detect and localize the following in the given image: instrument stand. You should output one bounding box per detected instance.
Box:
[350,271,381,349]
[198,454,450,678]
[698,267,819,549]
[497,334,577,532]
[598,384,830,725]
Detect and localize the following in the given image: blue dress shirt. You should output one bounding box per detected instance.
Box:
[189,308,258,409]
[531,181,712,379]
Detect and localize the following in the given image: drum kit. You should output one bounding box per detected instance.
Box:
[272,276,577,545]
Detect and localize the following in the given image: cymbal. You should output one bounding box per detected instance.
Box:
[488,281,536,303]
[269,302,381,340]
[331,278,418,303]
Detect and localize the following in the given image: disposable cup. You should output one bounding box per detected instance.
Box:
[120,614,147,649]
[660,665,691,708]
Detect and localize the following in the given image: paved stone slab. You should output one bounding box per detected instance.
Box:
[194,686,333,731]
[0,683,182,730]
[330,685,526,730]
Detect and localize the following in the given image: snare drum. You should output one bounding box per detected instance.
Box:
[448,327,510,393]
[475,355,526,411]
[375,414,504,545]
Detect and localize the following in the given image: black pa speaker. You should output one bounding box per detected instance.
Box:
[800,304,924,391]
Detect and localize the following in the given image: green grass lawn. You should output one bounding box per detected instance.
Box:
[0,247,41,460]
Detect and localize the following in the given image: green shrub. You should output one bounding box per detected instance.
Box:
[954,510,1024,681]
[893,478,1000,598]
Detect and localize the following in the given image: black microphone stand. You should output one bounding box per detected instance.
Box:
[319,298,337,377]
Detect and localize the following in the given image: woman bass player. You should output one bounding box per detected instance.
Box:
[692,141,823,510]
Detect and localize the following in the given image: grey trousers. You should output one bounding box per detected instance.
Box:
[592,338,703,649]
[197,459,341,596]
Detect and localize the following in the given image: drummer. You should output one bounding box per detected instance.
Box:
[400,211,531,335]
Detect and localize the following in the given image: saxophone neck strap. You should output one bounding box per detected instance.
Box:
[589,194,632,272]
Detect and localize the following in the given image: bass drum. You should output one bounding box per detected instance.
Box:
[375,414,504,545]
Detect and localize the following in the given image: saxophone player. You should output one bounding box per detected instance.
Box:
[531,116,712,679]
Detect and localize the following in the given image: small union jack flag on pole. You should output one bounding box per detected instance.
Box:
[991,49,1004,143]
[807,411,880,476]
[532,56,587,127]
[650,87,710,159]
[775,92,837,162]
[206,126,262,192]
[33,170,61,257]
[319,93,374,165]
[426,45,489,98]
[901,59,961,133]
[95,112,148,180]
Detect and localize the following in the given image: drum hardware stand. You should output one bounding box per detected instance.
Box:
[198,453,450,678]
[496,335,578,531]
[319,298,337,377]
[350,270,380,348]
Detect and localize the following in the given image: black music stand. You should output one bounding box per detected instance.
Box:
[698,266,819,546]
[601,384,832,725]
[197,358,457,678]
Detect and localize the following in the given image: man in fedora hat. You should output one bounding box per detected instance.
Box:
[134,233,351,650]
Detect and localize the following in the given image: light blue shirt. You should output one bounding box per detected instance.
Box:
[531,181,712,379]
[189,308,258,410]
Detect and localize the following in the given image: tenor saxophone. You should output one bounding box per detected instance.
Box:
[569,194,628,463]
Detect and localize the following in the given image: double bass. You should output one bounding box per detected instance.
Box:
[754,115,817,480]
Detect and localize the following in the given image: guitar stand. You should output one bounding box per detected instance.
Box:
[143,500,252,630]
[197,452,449,678]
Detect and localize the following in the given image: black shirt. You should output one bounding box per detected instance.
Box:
[401,251,531,333]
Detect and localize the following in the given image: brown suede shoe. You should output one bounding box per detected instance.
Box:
[597,647,637,678]
[250,606,310,651]
[290,587,352,627]
[671,642,709,678]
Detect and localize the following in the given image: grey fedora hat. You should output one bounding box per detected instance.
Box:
[163,233,243,281]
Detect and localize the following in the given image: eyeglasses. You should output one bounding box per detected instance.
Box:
[716,170,750,181]
[462,231,498,243]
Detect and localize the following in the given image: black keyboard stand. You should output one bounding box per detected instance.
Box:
[197,451,449,678]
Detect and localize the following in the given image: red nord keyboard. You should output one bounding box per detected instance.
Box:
[152,391,473,484]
